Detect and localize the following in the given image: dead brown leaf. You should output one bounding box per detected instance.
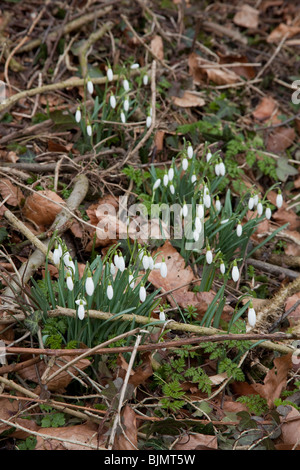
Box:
[267,23,300,43]
[0,398,39,439]
[252,96,279,123]
[174,433,218,450]
[252,354,292,408]
[272,208,300,231]
[22,190,64,228]
[150,35,164,61]
[117,352,153,388]
[266,127,295,153]
[280,407,300,446]
[218,53,256,80]
[233,4,260,29]
[0,178,24,206]
[285,293,300,327]
[34,422,102,450]
[171,91,205,108]
[113,405,138,450]
[188,52,239,86]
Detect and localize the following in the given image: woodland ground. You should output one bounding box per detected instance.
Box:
[0,0,300,452]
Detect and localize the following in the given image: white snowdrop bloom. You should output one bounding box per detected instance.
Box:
[85,275,94,297]
[75,108,81,123]
[146,115,152,128]
[130,63,140,69]
[170,184,175,195]
[197,203,204,219]
[139,284,146,302]
[148,256,154,270]
[120,111,126,124]
[236,223,242,237]
[206,249,213,265]
[276,191,283,209]
[110,94,116,109]
[143,74,149,86]
[63,253,74,271]
[215,198,221,212]
[187,144,193,159]
[182,157,188,171]
[153,178,161,191]
[75,299,87,320]
[206,151,212,163]
[215,162,220,176]
[53,245,62,265]
[114,253,120,269]
[195,216,202,233]
[87,79,94,95]
[107,67,113,81]
[182,202,188,218]
[123,98,129,112]
[231,263,239,282]
[142,254,150,270]
[221,218,229,224]
[219,161,226,176]
[204,193,211,209]
[253,194,259,206]
[160,259,167,278]
[86,124,92,137]
[118,254,125,272]
[168,167,174,181]
[159,307,166,322]
[107,283,113,300]
[128,273,134,289]
[257,201,263,216]
[123,79,130,92]
[220,262,226,275]
[163,173,169,187]
[110,262,116,276]
[248,304,256,328]
[193,230,200,242]
[66,271,74,292]
[191,173,197,184]
[265,207,272,220]
[154,262,162,270]
[248,196,254,210]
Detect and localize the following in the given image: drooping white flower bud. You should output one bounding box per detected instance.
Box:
[118,254,125,272]
[257,201,263,216]
[191,173,197,184]
[163,173,169,187]
[220,261,225,275]
[219,161,226,176]
[215,162,220,176]
[75,298,87,320]
[130,63,140,69]
[120,111,126,123]
[276,190,283,209]
[248,303,256,327]
[236,223,242,237]
[87,79,94,95]
[182,157,188,171]
[265,207,272,220]
[182,202,188,218]
[146,115,152,128]
[128,272,134,289]
[204,193,211,209]
[142,254,150,270]
[66,271,74,292]
[248,196,254,210]
[85,273,94,297]
[231,262,239,282]
[159,306,166,322]
[195,216,202,233]
[193,230,200,242]
[187,144,193,159]
[123,79,130,92]
[107,67,113,81]
[206,151,212,163]
[110,94,116,109]
[153,178,161,191]
[75,107,81,123]
[170,184,175,195]
[53,244,62,265]
[139,284,146,302]
[86,123,92,137]
[160,258,167,278]
[206,249,213,265]
[107,283,113,300]
[168,166,174,181]
[197,203,204,219]
[123,98,129,112]
[215,197,221,213]
[143,74,149,86]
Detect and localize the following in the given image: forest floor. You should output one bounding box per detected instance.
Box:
[0,0,300,451]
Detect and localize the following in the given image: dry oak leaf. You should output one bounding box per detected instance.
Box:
[113,405,138,451]
[267,23,300,43]
[172,91,205,108]
[150,34,164,61]
[272,208,300,232]
[34,422,103,450]
[252,353,292,408]
[233,4,259,29]
[218,53,256,80]
[188,52,239,86]
[174,433,218,450]
[22,190,64,227]
[266,127,296,153]
[0,178,24,206]
[0,398,39,439]
[280,406,300,446]
[252,96,280,123]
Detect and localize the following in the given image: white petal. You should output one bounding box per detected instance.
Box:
[248,197,254,210]
[206,152,212,162]
[146,115,152,128]
[257,202,263,216]
[66,275,74,292]
[153,178,161,190]
[159,310,166,322]
[160,262,167,278]
[87,125,92,137]
[85,277,94,296]
[120,111,126,123]
[182,158,188,171]
[143,74,149,85]
[123,79,130,92]
[232,265,239,282]
[139,285,146,302]
[142,255,149,270]
[187,145,193,159]
[75,109,81,123]
[236,224,242,237]
[53,248,61,265]
[170,184,175,195]
[265,207,272,220]
[206,250,213,264]
[107,68,113,81]
[77,304,85,320]
[276,193,283,208]
[248,307,256,327]
[220,263,225,274]
[130,63,140,69]
[168,167,174,181]
[107,284,113,300]
[163,174,169,186]
[87,80,94,94]
[110,95,116,109]
[124,99,129,112]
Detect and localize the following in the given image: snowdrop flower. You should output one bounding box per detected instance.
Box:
[236,222,242,237]
[75,107,81,123]
[110,262,116,276]
[139,284,146,302]
[63,253,75,273]
[120,111,126,124]
[107,67,113,81]
[66,271,74,292]
[182,201,188,218]
[276,190,283,209]
[107,283,113,300]
[206,248,213,265]
[130,63,140,69]
[182,156,188,171]
[146,114,152,128]
[159,306,166,322]
[143,74,149,86]
[195,216,202,233]
[220,260,226,275]
[85,273,94,297]
[206,151,212,163]
[231,261,239,282]
[221,218,229,225]
[197,202,204,219]
[163,173,169,187]
[168,166,174,181]
[248,302,256,327]
[187,144,193,159]
[142,254,150,270]
[248,196,254,210]
[191,173,197,184]
[257,200,263,216]
[170,184,175,195]
[153,178,161,191]
[53,243,62,265]
[253,194,259,207]
[123,79,130,92]
[193,230,200,242]
[75,298,87,320]
[87,79,94,95]
[110,94,116,109]
[219,161,226,176]
[117,253,125,272]
[265,207,272,220]
[86,123,92,137]
[160,258,167,278]
[128,272,134,289]
[204,192,211,209]
[215,161,220,176]
[148,255,154,270]
[123,97,129,112]
[215,197,221,213]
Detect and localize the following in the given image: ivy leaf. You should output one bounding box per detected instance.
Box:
[276,157,298,182]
